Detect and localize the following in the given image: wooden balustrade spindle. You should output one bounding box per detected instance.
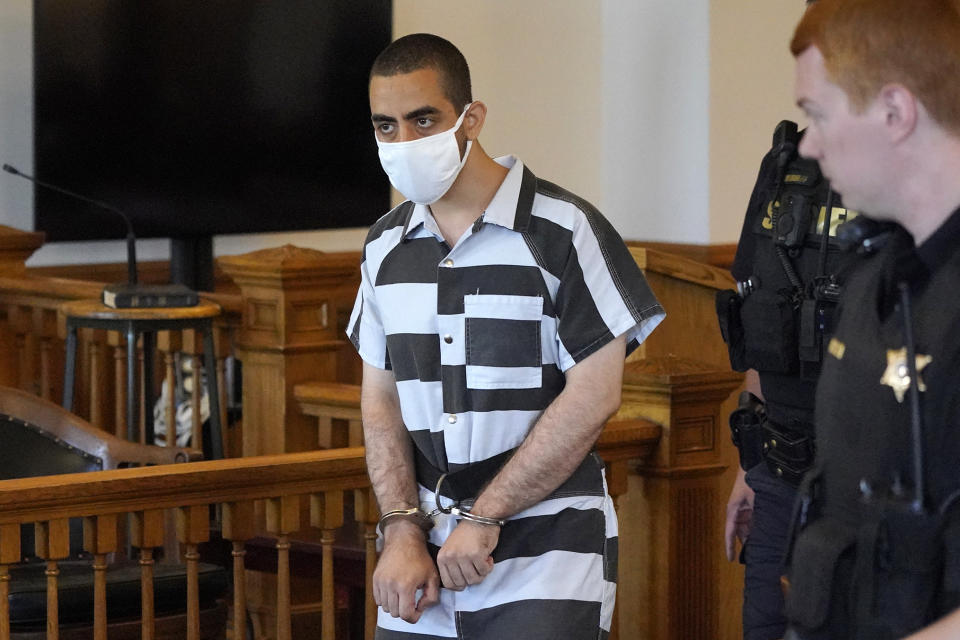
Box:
[190,353,201,449]
[164,352,176,446]
[14,331,30,394]
[179,328,201,449]
[89,338,104,427]
[0,524,21,640]
[177,505,210,640]
[0,566,8,640]
[33,307,59,401]
[38,335,52,401]
[311,491,344,640]
[218,355,229,457]
[35,518,70,640]
[354,487,380,640]
[8,304,33,394]
[138,347,146,443]
[157,331,181,448]
[113,343,126,438]
[213,325,230,457]
[223,501,255,640]
[266,496,300,640]
[83,514,119,640]
[132,509,166,640]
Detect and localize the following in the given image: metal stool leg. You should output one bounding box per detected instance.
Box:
[126,323,138,443]
[142,331,156,445]
[63,323,78,411]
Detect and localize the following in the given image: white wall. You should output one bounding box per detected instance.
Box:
[0,1,805,267]
[393,0,604,211]
[0,0,34,237]
[709,0,806,242]
[603,0,710,243]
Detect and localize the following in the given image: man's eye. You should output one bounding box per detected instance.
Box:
[416,117,433,128]
[377,123,395,135]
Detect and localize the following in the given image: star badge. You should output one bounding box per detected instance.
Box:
[880,347,932,403]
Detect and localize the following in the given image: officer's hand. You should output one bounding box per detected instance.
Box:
[373,521,440,623]
[436,520,499,590]
[725,467,755,562]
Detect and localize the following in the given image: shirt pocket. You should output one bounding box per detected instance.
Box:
[463,294,543,390]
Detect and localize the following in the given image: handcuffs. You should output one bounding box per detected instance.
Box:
[377,472,506,535]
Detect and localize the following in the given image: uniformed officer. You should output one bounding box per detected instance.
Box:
[716,1,867,634]
[783,0,960,638]
[717,118,860,639]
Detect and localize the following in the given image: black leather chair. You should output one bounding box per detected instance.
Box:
[0,386,229,639]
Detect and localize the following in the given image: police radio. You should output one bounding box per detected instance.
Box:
[835,216,898,254]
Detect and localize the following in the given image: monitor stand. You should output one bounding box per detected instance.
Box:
[170,236,215,292]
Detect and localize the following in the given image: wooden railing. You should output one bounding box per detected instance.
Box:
[0,448,370,640]
[294,381,667,640]
[0,272,242,454]
[0,224,747,639]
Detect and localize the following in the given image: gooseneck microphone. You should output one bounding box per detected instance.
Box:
[2,163,198,308]
[3,163,138,285]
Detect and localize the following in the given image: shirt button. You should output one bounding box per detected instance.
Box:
[448,414,457,424]
[443,334,453,344]
[443,258,454,267]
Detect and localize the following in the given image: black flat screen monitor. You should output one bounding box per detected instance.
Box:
[33,1,391,242]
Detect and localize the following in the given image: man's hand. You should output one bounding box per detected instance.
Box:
[373,521,440,623]
[725,466,755,561]
[436,520,499,590]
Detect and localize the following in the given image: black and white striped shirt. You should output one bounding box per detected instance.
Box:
[347,156,664,639]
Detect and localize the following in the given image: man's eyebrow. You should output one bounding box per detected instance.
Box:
[371,112,396,125]
[403,106,441,121]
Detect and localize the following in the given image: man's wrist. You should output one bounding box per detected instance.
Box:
[378,507,434,536]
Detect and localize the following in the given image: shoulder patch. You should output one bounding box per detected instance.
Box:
[827,337,845,360]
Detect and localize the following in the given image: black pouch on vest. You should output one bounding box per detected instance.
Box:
[785,518,857,632]
[715,289,747,371]
[740,288,799,373]
[852,509,943,639]
[762,420,814,486]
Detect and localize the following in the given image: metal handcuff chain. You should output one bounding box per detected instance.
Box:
[434,472,506,527]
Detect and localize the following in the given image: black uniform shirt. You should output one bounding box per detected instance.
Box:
[811,205,960,621]
[731,144,859,425]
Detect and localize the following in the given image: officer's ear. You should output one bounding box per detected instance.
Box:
[462,101,486,142]
[877,83,918,144]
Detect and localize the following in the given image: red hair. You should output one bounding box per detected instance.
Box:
[791,0,960,134]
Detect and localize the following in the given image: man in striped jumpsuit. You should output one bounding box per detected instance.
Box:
[348,33,665,639]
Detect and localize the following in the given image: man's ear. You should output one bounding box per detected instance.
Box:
[462,101,487,141]
[878,83,918,143]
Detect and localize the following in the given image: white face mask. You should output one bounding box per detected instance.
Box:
[376,105,473,205]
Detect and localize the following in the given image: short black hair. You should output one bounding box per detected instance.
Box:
[370,33,473,112]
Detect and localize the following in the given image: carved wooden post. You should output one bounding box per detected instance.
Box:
[178,505,210,640]
[35,518,71,640]
[614,356,742,640]
[0,226,45,391]
[0,225,44,276]
[223,501,256,640]
[311,490,345,640]
[266,495,300,640]
[132,509,166,640]
[219,246,360,456]
[0,523,21,640]
[83,514,119,640]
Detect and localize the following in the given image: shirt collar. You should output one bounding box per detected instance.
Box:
[915,204,960,275]
[480,155,525,231]
[400,155,537,240]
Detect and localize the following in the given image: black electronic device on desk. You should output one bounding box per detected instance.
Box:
[2,163,198,309]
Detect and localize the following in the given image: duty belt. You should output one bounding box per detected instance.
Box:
[413,447,515,502]
[762,419,815,486]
